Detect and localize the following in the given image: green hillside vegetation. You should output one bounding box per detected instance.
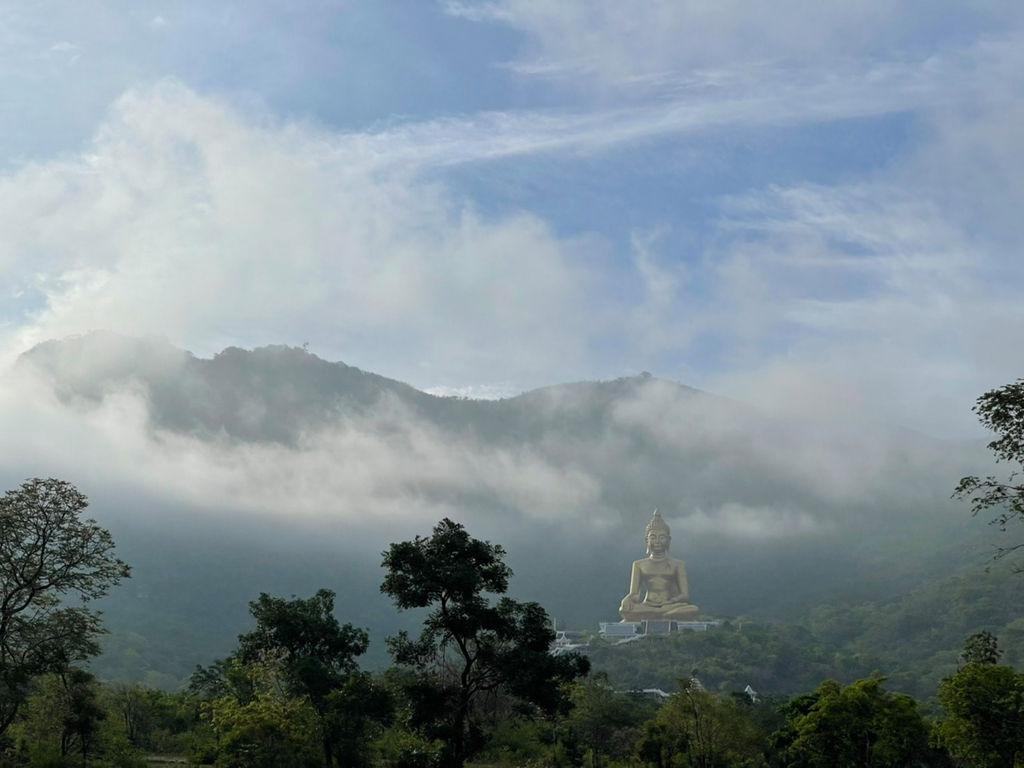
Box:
[808,566,1024,699]
[585,565,1024,702]
[586,622,871,697]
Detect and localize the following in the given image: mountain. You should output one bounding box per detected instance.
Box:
[6,332,999,689]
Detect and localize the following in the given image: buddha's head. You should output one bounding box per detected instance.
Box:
[644,509,671,557]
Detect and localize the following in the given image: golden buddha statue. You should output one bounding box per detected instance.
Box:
[619,509,699,622]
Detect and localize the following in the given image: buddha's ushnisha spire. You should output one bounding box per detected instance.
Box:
[645,508,670,538]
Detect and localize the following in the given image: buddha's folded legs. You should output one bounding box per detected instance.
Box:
[619,600,699,622]
[661,602,699,619]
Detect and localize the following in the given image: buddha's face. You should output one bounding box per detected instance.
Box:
[646,530,670,557]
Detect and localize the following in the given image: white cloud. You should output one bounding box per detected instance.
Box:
[0,83,606,387]
[0,357,604,529]
[699,104,1024,437]
[423,383,520,400]
[4,340,977,552]
[673,504,829,540]
[352,39,1011,170]
[450,0,1022,91]
[1,7,1023,442]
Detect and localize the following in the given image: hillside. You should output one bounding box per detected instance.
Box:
[8,332,1001,688]
[587,565,1024,701]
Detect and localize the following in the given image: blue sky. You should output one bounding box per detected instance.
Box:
[2,1,1023,436]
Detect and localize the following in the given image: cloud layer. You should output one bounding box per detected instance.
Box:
[0,83,612,389]
[9,334,980,545]
[2,20,1022,435]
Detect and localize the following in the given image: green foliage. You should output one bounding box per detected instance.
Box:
[105,683,194,755]
[60,669,106,763]
[323,672,394,768]
[772,677,937,768]
[7,670,147,768]
[236,589,369,706]
[565,674,649,767]
[954,379,1024,562]
[373,726,445,768]
[12,478,1024,768]
[936,640,1024,768]
[587,621,863,697]
[645,680,767,768]
[201,588,383,768]
[473,717,557,766]
[381,518,588,767]
[189,658,256,704]
[807,566,1024,698]
[204,692,320,768]
[0,479,130,739]
[961,630,1003,666]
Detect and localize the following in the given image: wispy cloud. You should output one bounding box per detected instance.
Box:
[0,0,1022,441]
[447,0,1022,91]
[0,83,609,387]
[350,36,1020,172]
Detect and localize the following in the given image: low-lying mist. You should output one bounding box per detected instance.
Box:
[0,331,997,684]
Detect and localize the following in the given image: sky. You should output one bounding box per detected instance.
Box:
[2,1,1024,438]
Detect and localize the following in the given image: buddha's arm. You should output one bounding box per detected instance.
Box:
[673,562,690,603]
[627,562,642,598]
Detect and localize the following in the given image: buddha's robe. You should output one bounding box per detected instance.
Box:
[619,555,699,621]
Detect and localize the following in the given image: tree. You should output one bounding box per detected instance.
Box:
[235,589,372,768]
[59,668,106,766]
[109,682,186,752]
[189,656,256,703]
[954,380,1024,563]
[110,683,150,748]
[12,669,115,767]
[649,679,764,768]
[322,672,394,768]
[206,691,320,768]
[564,673,645,768]
[381,518,589,768]
[772,678,936,768]
[937,636,1024,768]
[0,478,130,739]
[962,630,1002,666]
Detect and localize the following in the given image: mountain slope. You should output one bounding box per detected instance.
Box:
[8,332,999,688]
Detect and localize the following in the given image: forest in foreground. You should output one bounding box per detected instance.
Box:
[3,485,1024,768]
[4,378,1024,768]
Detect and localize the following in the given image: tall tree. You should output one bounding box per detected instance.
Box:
[955,379,1024,563]
[961,630,1002,666]
[381,518,589,768]
[565,673,645,768]
[235,589,372,768]
[772,677,936,768]
[636,679,768,768]
[938,635,1024,768]
[59,668,106,766]
[0,478,130,739]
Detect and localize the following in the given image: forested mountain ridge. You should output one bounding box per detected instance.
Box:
[21,331,708,447]
[9,332,1002,691]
